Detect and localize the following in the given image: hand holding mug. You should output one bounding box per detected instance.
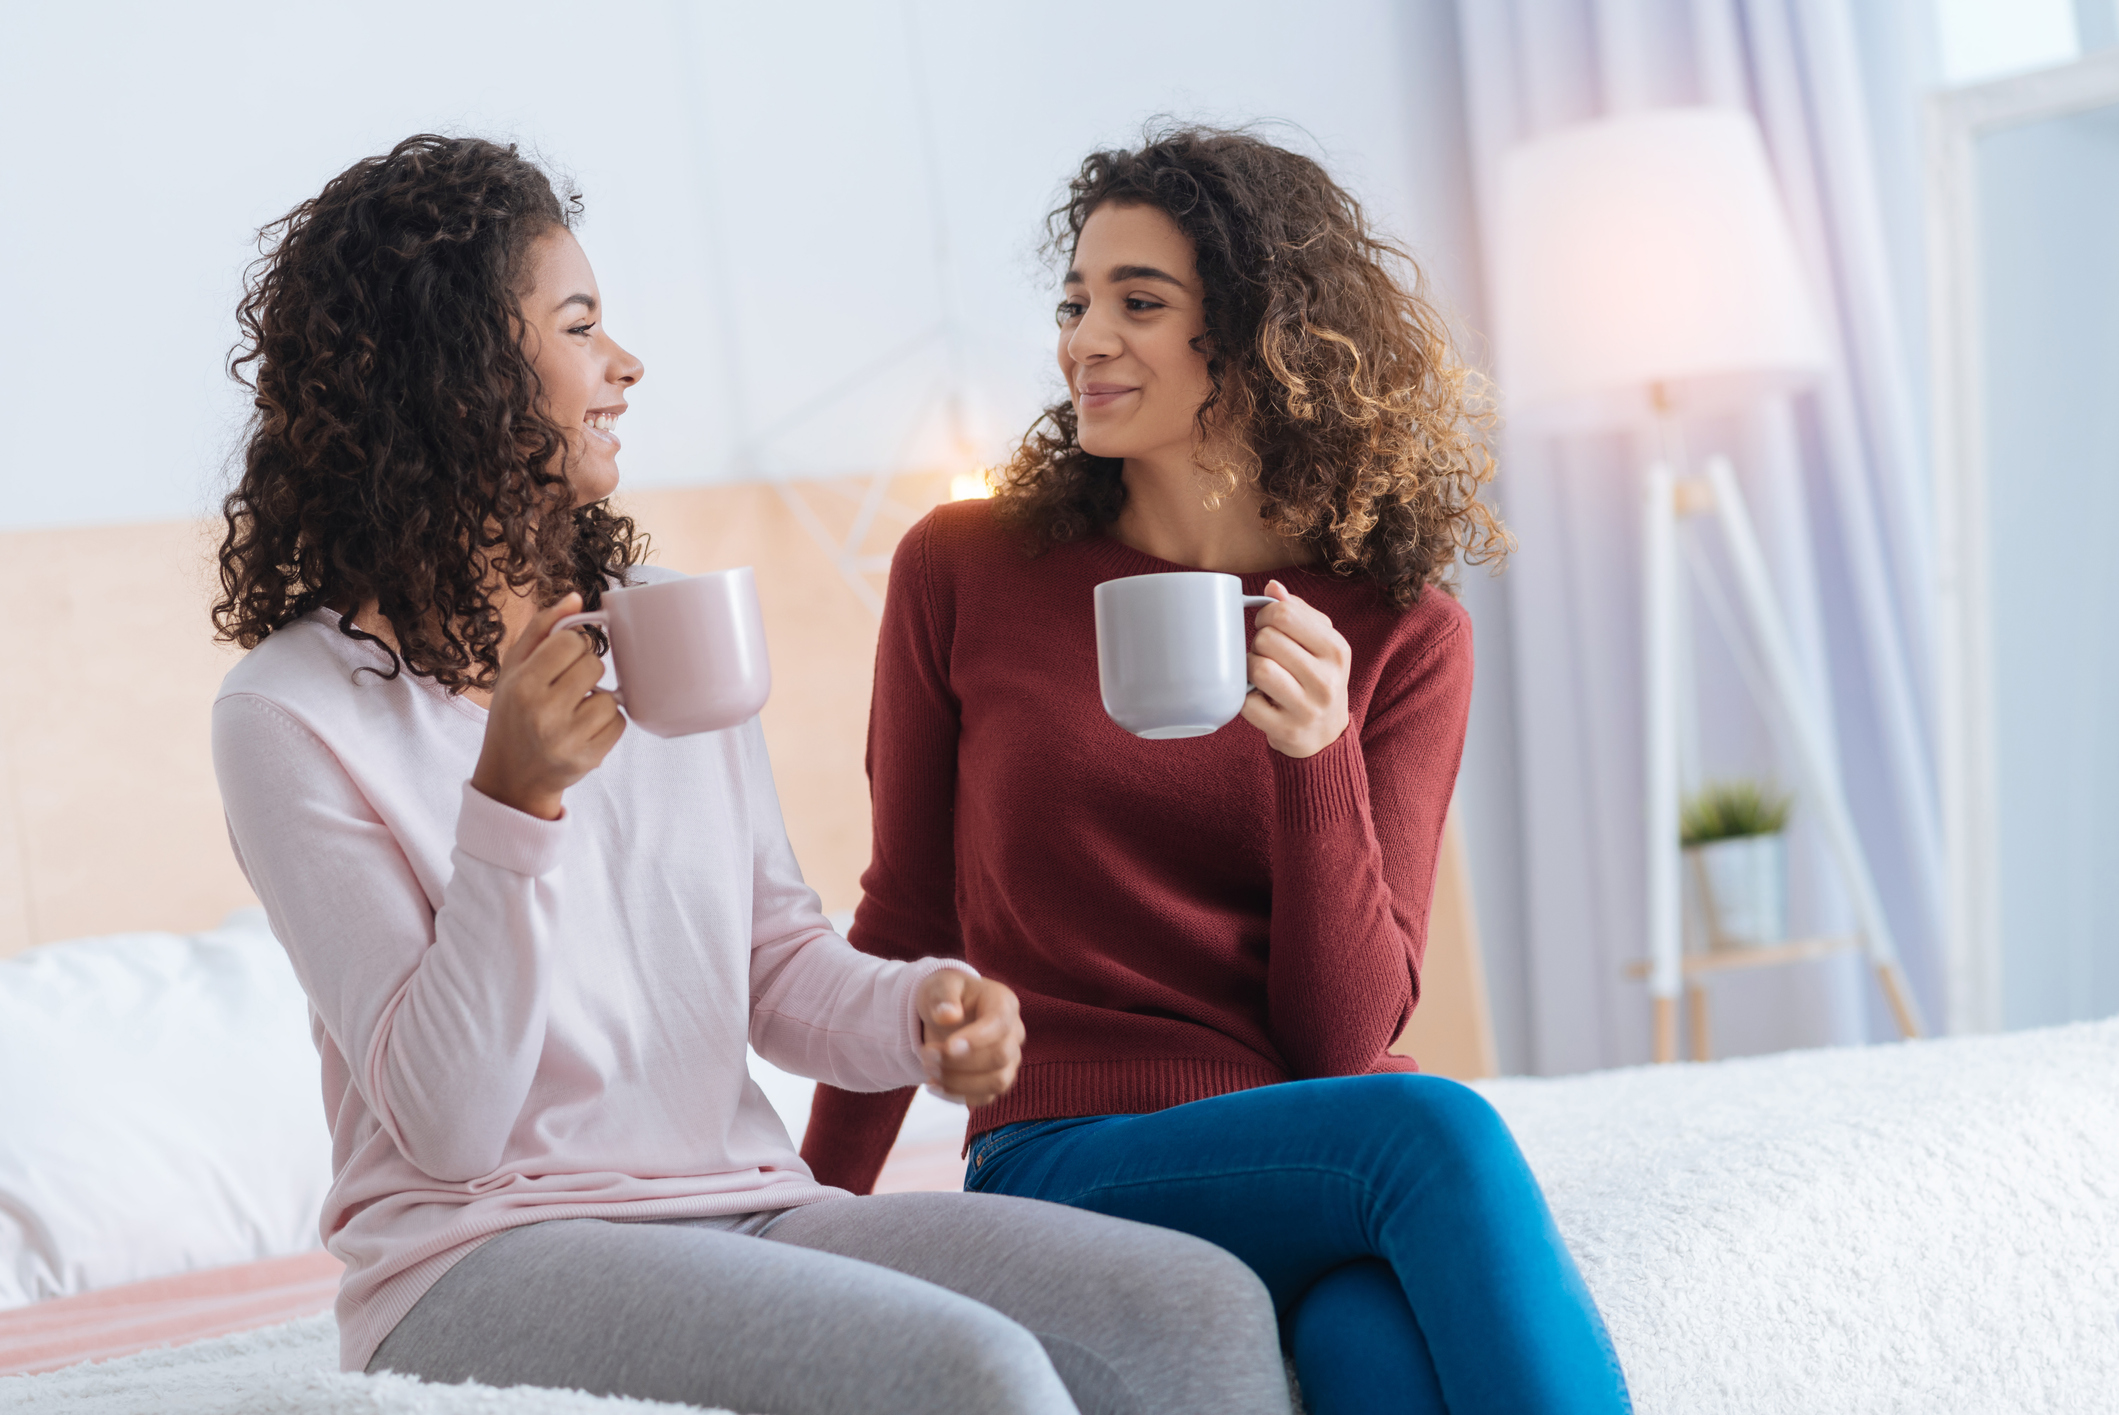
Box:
[915,970,1023,1107]
[1240,581,1351,759]
[550,568,770,738]
[471,593,629,820]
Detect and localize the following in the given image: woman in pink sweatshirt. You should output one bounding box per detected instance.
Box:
[208,133,1290,1415]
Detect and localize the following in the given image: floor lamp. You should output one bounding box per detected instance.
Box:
[1490,108,1927,1061]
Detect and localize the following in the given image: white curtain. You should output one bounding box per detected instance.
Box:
[1454,0,1946,1073]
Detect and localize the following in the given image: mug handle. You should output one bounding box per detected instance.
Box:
[1240,594,1274,693]
[551,610,623,706]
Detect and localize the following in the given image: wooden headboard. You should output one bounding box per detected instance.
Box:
[0,477,1492,1077]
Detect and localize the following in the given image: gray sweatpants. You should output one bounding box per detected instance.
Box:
[367,1190,1294,1415]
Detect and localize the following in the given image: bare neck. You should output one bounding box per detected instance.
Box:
[349,581,539,710]
[1110,454,1313,575]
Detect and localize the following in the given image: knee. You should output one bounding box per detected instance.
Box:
[1075,1229,1288,1407]
[1117,1228,1280,1346]
[1292,1259,1406,1338]
[1084,1228,1279,1372]
[915,1303,1074,1415]
[1367,1075,1526,1181]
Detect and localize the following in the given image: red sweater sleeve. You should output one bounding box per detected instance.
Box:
[802,515,958,1193]
[1264,607,1472,1077]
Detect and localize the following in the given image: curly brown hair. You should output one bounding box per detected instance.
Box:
[993,126,1506,604]
[212,133,644,690]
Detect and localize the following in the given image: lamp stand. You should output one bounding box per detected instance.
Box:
[1640,435,1927,1062]
[1643,449,1684,1061]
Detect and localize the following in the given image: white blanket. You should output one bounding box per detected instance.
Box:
[6,1018,2114,1414]
[1478,1015,2119,1414]
[0,1314,721,1414]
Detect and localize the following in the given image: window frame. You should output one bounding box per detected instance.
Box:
[1926,46,2119,1033]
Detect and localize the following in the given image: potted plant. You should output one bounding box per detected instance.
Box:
[1680,780,1792,949]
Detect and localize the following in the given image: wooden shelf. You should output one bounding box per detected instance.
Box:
[1624,934,1861,980]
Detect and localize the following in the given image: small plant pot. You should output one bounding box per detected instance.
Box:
[1687,832,1787,949]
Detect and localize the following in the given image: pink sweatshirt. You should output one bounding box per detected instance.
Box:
[211,568,968,1371]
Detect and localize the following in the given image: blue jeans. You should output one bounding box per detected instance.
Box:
[964,1074,1631,1415]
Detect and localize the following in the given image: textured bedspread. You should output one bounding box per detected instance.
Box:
[5,1018,2114,1413]
[1477,1016,2119,1414]
[0,1314,719,1414]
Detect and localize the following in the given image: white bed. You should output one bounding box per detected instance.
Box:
[4,915,2114,1414]
[1492,1016,2119,1413]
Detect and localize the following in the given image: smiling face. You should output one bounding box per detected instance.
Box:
[518,228,643,505]
[1056,203,1214,466]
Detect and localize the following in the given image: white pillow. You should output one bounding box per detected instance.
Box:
[0,910,332,1308]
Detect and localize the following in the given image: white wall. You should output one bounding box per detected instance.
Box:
[3,0,1439,531]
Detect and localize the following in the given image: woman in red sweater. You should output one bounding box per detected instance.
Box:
[804,129,1630,1414]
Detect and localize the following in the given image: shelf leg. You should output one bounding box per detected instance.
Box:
[1687,982,1712,1061]
[1701,456,1930,1039]
[1653,995,1678,1064]
[1877,961,1922,1041]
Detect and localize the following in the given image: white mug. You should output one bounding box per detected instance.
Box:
[1094,572,1273,739]
[553,568,771,737]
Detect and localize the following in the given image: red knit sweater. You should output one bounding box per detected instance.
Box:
[799,500,1474,1194]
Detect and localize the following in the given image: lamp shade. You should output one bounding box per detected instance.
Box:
[1491,107,1831,420]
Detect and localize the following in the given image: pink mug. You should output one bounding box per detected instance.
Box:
[552,568,771,737]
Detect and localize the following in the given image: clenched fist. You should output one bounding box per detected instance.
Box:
[915,970,1024,1108]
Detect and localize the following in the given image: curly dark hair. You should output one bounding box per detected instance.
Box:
[993,126,1506,605]
[212,133,644,690]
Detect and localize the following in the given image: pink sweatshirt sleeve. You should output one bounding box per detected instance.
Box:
[735,720,975,1089]
[213,693,567,1184]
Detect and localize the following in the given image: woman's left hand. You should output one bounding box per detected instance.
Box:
[1241,580,1352,759]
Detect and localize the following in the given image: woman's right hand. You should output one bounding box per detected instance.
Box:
[916,970,1024,1108]
[470,594,627,820]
